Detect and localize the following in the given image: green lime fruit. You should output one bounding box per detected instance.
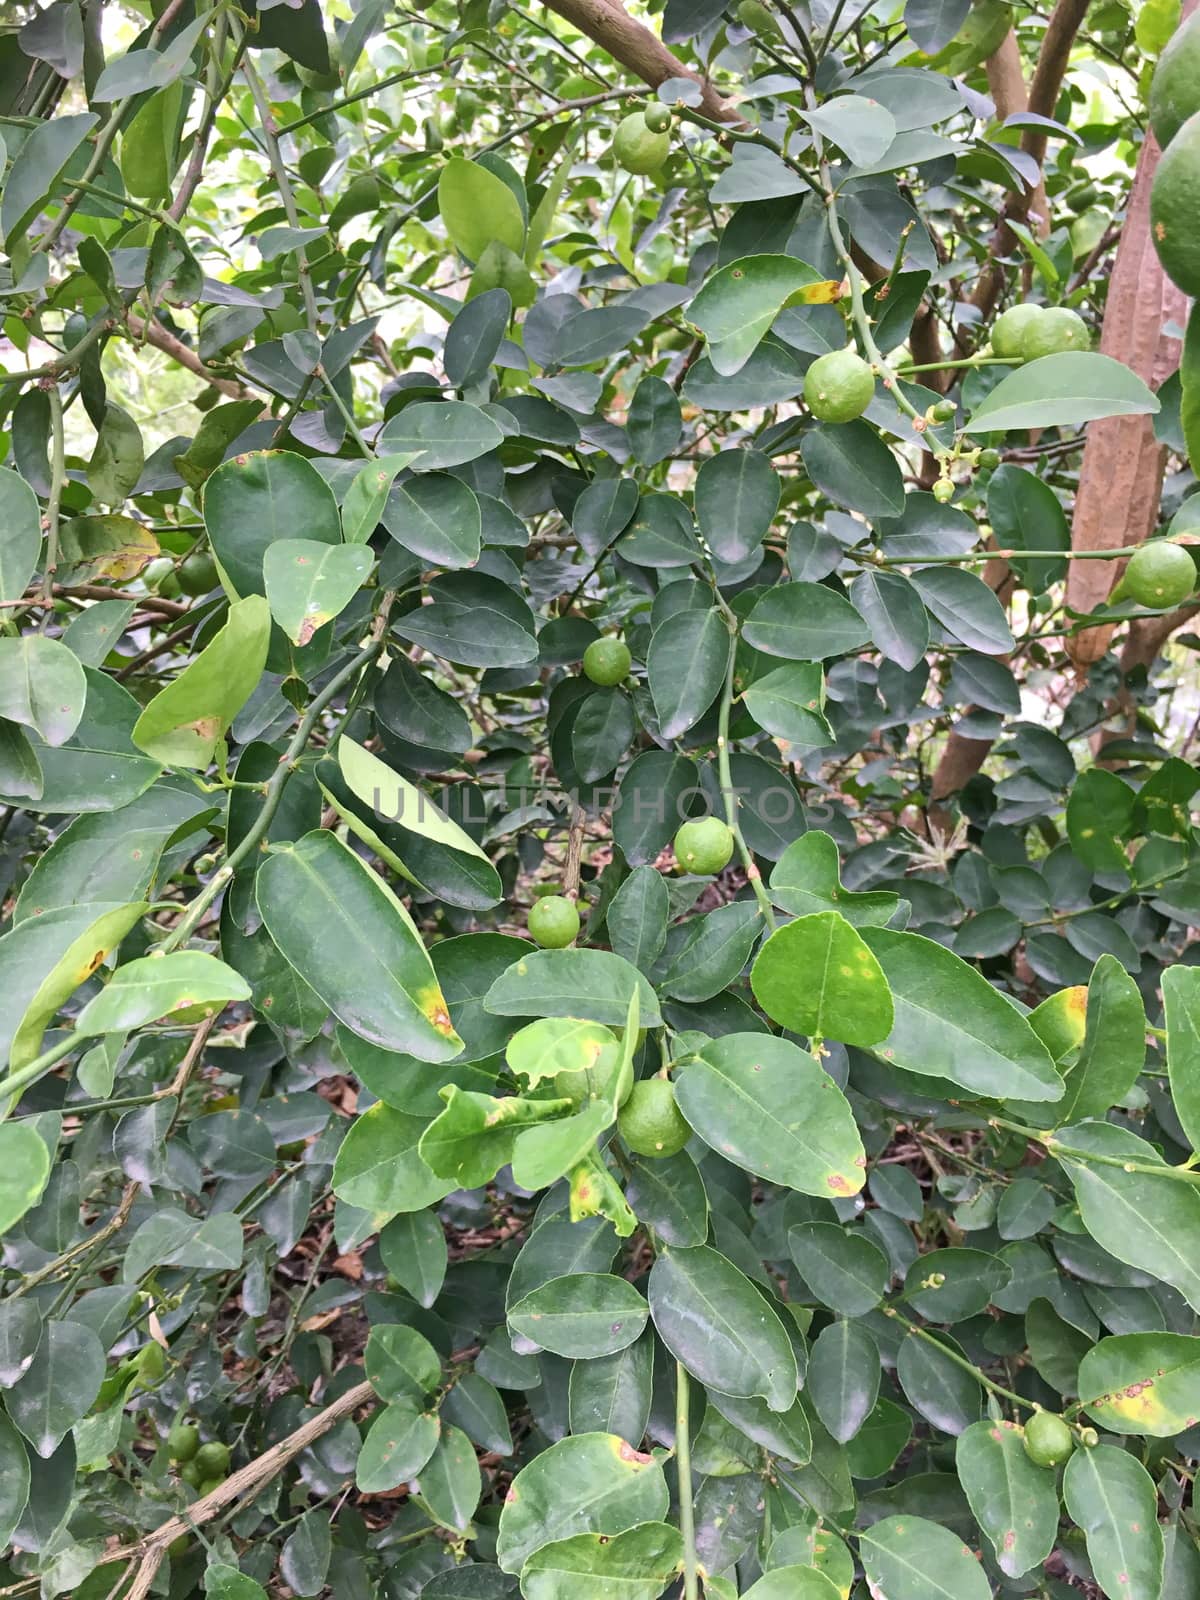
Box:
[644,101,672,134]
[931,397,957,422]
[932,479,955,504]
[978,448,1002,469]
[142,556,180,597]
[1150,10,1200,148]
[179,1460,202,1487]
[1019,306,1090,360]
[1123,540,1197,607]
[618,1078,692,1158]
[198,1477,225,1497]
[1151,110,1200,296]
[1023,1410,1075,1468]
[193,1440,230,1478]
[673,816,735,875]
[583,636,632,685]
[804,348,875,424]
[528,894,580,949]
[990,303,1045,360]
[612,111,670,175]
[178,550,218,595]
[168,1422,200,1461]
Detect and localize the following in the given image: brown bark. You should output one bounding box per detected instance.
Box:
[1065,66,1192,667]
[127,311,253,400]
[540,0,739,122]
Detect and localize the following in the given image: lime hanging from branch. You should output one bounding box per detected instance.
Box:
[1120,541,1197,608]
[804,348,875,423]
[1023,1411,1074,1468]
[612,111,669,175]
[528,894,580,948]
[618,1078,692,1158]
[583,636,631,685]
[673,816,734,875]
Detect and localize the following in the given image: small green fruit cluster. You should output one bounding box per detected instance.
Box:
[170,1426,230,1495]
[990,304,1090,362]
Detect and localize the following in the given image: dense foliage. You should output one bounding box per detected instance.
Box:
[1,0,1200,1596]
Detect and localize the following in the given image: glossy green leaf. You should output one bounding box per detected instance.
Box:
[862,929,1062,1101]
[380,402,504,470]
[256,830,463,1059]
[438,157,527,263]
[0,637,86,747]
[75,952,249,1035]
[965,352,1159,434]
[648,1246,797,1410]
[955,1419,1059,1578]
[263,540,373,645]
[132,596,270,768]
[1063,1445,1163,1600]
[419,1087,574,1190]
[859,1514,991,1600]
[789,1221,889,1316]
[743,583,871,662]
[751,911,893,1045]
[743,1566,841,1600]
[204,451,340,600]
[0,1413,30,1551]
[508,1273,648,1359]
[689,256,829,376]
[1164,965,1200,1154]
[0,468,42,603]
[1078,1332,1200,1436]
[364,1323,441,1405]
[808,1319,880,1442]
[485,948,661,1028]
[521,1522,682,1600]
[378,1209,448,1309]
[340,452,417,543]
[904,1247,1010,1321]
[416,1423,481,1532]
[2,113,97,244]
[333,1102,453,1225]
[355,1403,439,1492]
[0,1124,51,1238]
[694,448,780,563]
[648,607,731,739]
[496,1432,669,1574]
[742,662,833,747]
[7,1320,105,1458]
[675,1033,866,1198]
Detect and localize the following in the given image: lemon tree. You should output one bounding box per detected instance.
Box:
[0,3,1198,1599]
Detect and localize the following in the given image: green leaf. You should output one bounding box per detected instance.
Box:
[674,1033,866,1198]
[438,157,527,263]
[332,1102,453,1224]
[695,448,782,567]
[364,1324,441,1405]
[419,1087,574,1190]
[660,901,763,1004]
[2,113,97,245]
[689,255,830,376]
[256,830,463,1059]
[768,832,901,926]
[506,1017,620,1089]
[800,422,905,519]
[0,1124,51,1238]
[1079,1332,1200,1436]
[801,95,897,164]
[955,1419,1059,1578]
[861,929,1063,1101]
[123,1207,243,1281]
[204,1562,269,1600]
[745,1566,841,1600]
[627,378,683,465]
[87,403,144,507]
[511,1102,616,1190]
[741,662,833,747]
[859,1515,991,1600]
[379,401,504,470]
[910,566,1015,654]
[521,1522,683,1600]
[355,1403,439,1492]
[1164,965,1200,1153]
[445,288,512,388]
[987,464,1069,591]
[415,1423,481,1532]
[485,948,662,1029]
[807,1318,880,1442]
[647,607,731,739]
[788,1221,889,1316]
[1021,953,1144,1128]
[751,911,894,1045]
[0,467,42,603]
[964,352,1159,434]
[340,452,417,544]
[340,737,491,864]
[280,1511,331,1598]
[896,1330,981,1435]
[132,596,270,768]
[508,1273,649,1359]
[0,637,87,746]
[850,568,930,671]
[263,540,373,646]
[743,583,871,661]
[648,1245,797,1409]
[1065,768,1136,872]
[1062,1445,1163,1600]
[204,450,341,600]
[75,952,249,1034]
[904,1247,1010,1321]
[379,1210,447,1309]
[0,1414,30,1551]
[1053,1120,1200,1312]
[624,1150,708,1248]
[7,1320,104,1458]
[496,1433,669,1574]
[605,868,669,974]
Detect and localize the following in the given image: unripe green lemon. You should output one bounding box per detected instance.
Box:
[583,636,632,685]
[1019,306,1090,360]
[143,556,180,596]
[618,1078,692,1158]
[990,303,1045,360]
[168,1422,200,1461]
[179,1460,202,1487]
[978,448,1002,469]
[1149,10,1200,148]
[1023,1410,1075,1468]
[528,894,580,948]
[198,1477,225,1497]
[612,111,670,175]
[932,478,955,504]
[193,1440,230,1478]
[803,348,875,424]
[644,102,672,134]
[931,397,957,422]
[178,550,218,595]
[673,816,735,875]
[1151,110,1200,296]
[1123,540,1197,607]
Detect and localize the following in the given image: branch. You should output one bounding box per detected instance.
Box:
[110,1378,376,1600]
[126,312,253,399]
[540,0,740,122]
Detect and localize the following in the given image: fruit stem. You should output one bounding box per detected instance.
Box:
[675,1361,700,1600]
[718,643,777,931]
